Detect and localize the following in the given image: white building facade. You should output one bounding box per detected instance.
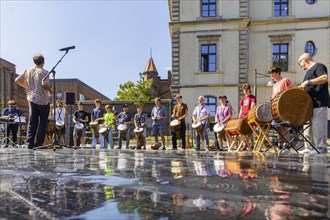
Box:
[168,0,330,120]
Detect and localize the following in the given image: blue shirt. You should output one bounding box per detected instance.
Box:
[92,108,105,125]
[151,105,167,126]
[2,107,23,117]
[117,111,133,125]
[134,113,148,127]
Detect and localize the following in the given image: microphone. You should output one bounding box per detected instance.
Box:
[59,46,75,51]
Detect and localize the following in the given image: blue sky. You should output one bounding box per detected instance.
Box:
[0,0,171,99]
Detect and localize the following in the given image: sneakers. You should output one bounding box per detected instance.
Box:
[299,148,311,154]
[299,148,328,155]
[158,146,164,150]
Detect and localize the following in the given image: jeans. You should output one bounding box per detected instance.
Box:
[27,102,50,148]
[106,127,114,149]
[92,124,105,149]
[6,123,19,144]
[196,123,209,151]
[304,107,328,151]
[118,127,131,149]
[172,121,186,149]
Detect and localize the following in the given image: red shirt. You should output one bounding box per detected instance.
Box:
[271,78,291,99]
[239,94,256,118]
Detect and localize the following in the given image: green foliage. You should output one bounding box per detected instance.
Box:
[272,58,288,71]
[115,73,152,107]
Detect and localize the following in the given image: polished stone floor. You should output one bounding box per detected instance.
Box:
[0,148,329,220]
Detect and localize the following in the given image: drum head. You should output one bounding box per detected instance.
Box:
[56,121,64,126]
[272,88,313,126]
[134,127,143,133]
[90,122,98,126]
[192,122,202,129]
[99,127,107,133]
[170,119,180,127]
[75,123,84,129]
[118,124,127,131]
[213,123,225,133]
[256,102,272,123]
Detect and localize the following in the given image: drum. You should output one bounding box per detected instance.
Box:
[225,118,252,136]
[75,123,84,138]
[56,121,64,135]
[117,124,128,141]
[99,127,109,137]
[213,123,225,135]
[151,142,160,150]
[271,88,313,126]
[170,119,181,139]
[247,102,273,125]
[134,127,144,147]
[192,122,203,132]
[90,122,99,138]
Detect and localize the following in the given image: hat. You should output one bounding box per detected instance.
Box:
[175,94,182,99]
[123,104,129,108]
[218,95,227,99]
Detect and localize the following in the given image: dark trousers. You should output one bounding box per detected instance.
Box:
[6,123,19,144]
[172,121,186,149]
[27,102,50,148]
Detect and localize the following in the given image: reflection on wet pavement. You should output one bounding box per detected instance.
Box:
[0,149,329,219]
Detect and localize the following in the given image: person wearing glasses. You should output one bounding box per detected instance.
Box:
[15,53,53,149]
[297,53,329,155]
[1,100,23,145]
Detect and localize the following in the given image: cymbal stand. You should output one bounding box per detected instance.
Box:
[0,120,17,148]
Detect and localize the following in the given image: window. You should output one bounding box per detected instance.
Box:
[201,44,216,72]
[274,0,288,16]
[79,93,86,101]
[306,0,316,4]
[304,41,316,56]
[204,96,217,117]
[56,92,62,100]
[272,43,289,71]
[201,0,216,17]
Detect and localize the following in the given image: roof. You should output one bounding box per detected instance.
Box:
[144,57,157,73]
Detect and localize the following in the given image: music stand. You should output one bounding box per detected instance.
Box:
[14,116,26,148]
[34,50,73,151]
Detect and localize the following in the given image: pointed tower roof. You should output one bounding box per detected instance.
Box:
[144,57,158,73]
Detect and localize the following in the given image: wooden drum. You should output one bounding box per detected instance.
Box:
[89,122,99,138]
[134,127,144,147]
[225,118,252,136]
[117,124,128,141]
[247,102,273,125]
[213,123,225,135]
[170,119,181,139]
[271,88,313,126]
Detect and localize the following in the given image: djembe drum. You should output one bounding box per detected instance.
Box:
[134,127,144,148]
[170,119,181,139]
[117,124,128,141]
[89,122,99,138]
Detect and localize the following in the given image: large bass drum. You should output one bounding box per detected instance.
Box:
[271,88,313,126]
[247,102,273,125]
[225,118,252,136]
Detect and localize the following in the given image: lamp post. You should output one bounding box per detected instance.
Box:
[254,69,275,97]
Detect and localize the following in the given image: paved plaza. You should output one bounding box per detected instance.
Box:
[0,146,329,220]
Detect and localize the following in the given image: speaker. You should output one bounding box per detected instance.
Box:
[65,92,75,105]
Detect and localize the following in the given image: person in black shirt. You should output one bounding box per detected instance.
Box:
[72,102,89,148]
[298,53,329,154]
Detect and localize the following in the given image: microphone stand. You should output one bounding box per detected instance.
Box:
[34,49,73,151]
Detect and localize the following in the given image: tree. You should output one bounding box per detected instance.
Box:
[114,73,152,107]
